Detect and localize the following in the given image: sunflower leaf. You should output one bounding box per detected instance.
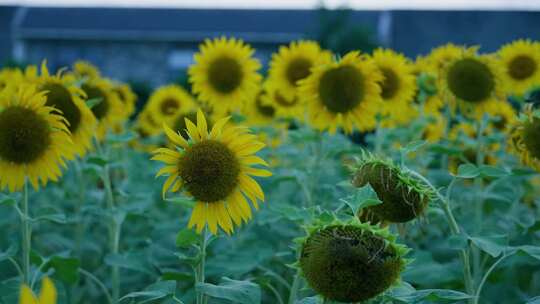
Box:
[119,281,177,302]
[456,164,481,179]
[341,184,382,215]
[85,97,103,109]
[196,277,261,304]
[175,228,199,248]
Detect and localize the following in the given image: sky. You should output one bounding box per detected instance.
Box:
[1,0,540,10]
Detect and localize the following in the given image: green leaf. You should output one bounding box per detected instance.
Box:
[401,140,427,155]
[107,131,136,144]
[296,296,322,304]
[0,193,16,207]
[34,213,68,224]
[388,288,473,302]
[478,165,509,178]
[45,256,80,284]
[527,296,540,304]
[469,235,508,258]
[196,277,261,304]
[456,164,480,179]
[447,235,468,250]
[175,228,200,248]
[85,97,103,109]
[161,271,192,282]
[517,245,540,261]
[166,196,195,208]
[342,184,382,215]
[119,281,176,302]
[86,156,108,167]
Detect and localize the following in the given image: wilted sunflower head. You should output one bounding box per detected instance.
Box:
[351,153,431,223]
[299,219,409,302]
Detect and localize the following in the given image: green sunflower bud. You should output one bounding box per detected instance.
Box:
[298,218,410,302]
[352,153,432,223]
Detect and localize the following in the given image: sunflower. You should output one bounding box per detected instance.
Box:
[147,84,197,124]
[19,277,56,304]
[510,105,540,172]
[448,121,498,173]
[152,109,271,234]
[497,39,540,96]
[0,85,73,192]
[440,47,506,118]
[422,111,446,143]
[81,77,124,140]
[423,43,464,75]
[298,51,383,133]
[189,37,262,115]
[261,85,303,119]
[72,60,101,79]
[371,48,417,127]
[242,88,277,126]
[113,82,137,120]
[298,218,409,303]
[0,67,24,91]
[25,62,97,158]
[267,40,332,98]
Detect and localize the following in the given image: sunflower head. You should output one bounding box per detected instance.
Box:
[73,60,101,79]
[189,37,262,114]
[298,218,409,302]
[267,40,332,98]
[299,51,383,133]
[498,39,540,96]
[152,109,271,235]
[510,106,540,171]
[0,85,72,191]
[243,89,277,125]
[351,153,432,223]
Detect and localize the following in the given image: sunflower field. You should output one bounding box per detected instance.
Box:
[0,37,540,304]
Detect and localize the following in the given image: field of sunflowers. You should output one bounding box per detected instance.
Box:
[0,37,539,304]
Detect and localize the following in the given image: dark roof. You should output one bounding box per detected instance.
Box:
[15,7,378,43]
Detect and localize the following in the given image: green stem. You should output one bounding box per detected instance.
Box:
[79,268,114,304]
[374,119,383,155]
[408,170,474,299]
[97,139,120,303]
[20,179,31,285]
[196,228,208,304]
[287,270,301,304]
[74,160,86,257]
[473,252,514,304]
[473,117,487,285]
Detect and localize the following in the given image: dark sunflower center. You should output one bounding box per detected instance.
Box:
[114,88,127,103]
[0,106,51,164]
[286,58,312,86]
[160,98,180,115]
[41,82,81,133]
[173,111,199,139]
[318,65,364,113]
[274,92,297,107]
[508,55,536,80]
[208,57,243,94]
[300,225,402,303]
[380,68,400,100]
[255,94,275,118]
[179,140,240,202]
[523,117,540,160]
[447,58,495,103]
[82,84,109,120]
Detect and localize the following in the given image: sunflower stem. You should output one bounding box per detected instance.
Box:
[408,170,474,299]
[287,269,301,304]
[472,116,487,286]
[74,160,86,257]
[473,251,514,304]
[20,179,31,285]
[374,119,383,155]
[197,228,209,304]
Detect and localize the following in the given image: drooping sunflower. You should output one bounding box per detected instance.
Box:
[26,62,97,158]
[189,37,262,115]
[19,277,57,304]
[297,217,409,303]
[147,84,197,124]
[298,51,383,133]
[152,109,271,234]
[81,77,124,140]
[510,105,540,172]
[440,47,506,118]
[0,85,73,192]
[497,39,540,96]
[267,40,332,98]
[371,48,417,127]
[72,60,101,79]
